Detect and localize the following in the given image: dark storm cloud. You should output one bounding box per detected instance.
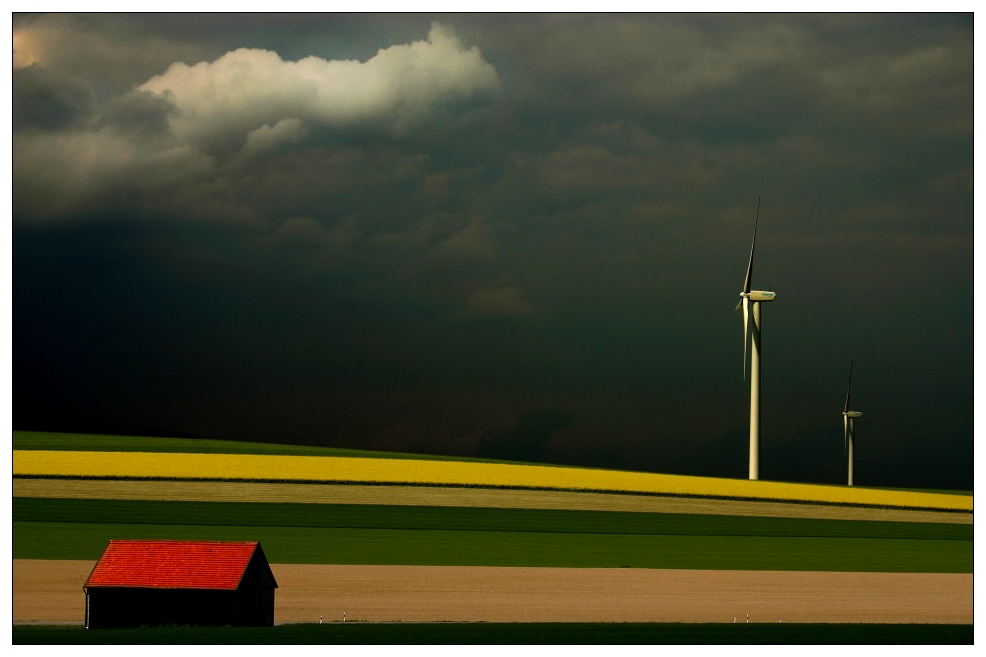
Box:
[12,64,97,131]
[100,90,178,136]
[12,21,501,222]
[12,13,215,94]
[13,14,973,489]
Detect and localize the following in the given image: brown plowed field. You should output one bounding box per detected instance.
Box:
[13,478,972,524]
[14,560,972,625]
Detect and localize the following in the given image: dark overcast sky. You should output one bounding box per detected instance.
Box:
[12,13,973,489]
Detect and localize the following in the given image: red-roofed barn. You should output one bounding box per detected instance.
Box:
[84,540,277,629]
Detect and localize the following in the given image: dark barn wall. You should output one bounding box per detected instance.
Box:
[85,587,274,628]
[242,547,278,592]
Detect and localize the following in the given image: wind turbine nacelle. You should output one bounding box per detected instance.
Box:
[748,291,776,302]
[844,411,862,418]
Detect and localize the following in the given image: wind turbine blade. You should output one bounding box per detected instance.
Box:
[844,360,853,413]
[742,197,760,294]
[743,297,750,380]
[843,415,848,456]
[734,299,743,311]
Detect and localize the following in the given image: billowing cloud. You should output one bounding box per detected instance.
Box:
[12,130,220,220]
[241,118,309,156]
[13,23,500,220]
[12,64,97,132]
[13,13,213,92]
[138,23,499,145]
[525,20,808,105]
[101,90,178,136]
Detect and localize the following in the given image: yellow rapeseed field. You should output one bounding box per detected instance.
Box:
[13,450,972,512]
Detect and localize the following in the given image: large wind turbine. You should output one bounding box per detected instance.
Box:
[842,361,862,486]
[736,198,776,480]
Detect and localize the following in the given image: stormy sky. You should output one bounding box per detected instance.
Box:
[12,14,973,489]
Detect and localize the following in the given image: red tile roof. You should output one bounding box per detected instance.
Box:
[84,540,260,590]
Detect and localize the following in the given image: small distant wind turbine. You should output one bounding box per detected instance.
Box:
[735,198,776,480]
[843,360,862,486]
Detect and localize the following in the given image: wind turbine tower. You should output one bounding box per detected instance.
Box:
[736,198,776,480]
[843,361,862,486]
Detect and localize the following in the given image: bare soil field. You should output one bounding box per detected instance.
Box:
[15,560,972,625]
[14,560,94,623]
[13,478,972,524]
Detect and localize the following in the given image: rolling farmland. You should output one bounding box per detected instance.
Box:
[12,431,973,639]
[13,493,972,572]
[13,449,972,510]
[13,478,969,523]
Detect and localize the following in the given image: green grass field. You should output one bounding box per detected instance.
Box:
[14,497,973,540]
[12,623,973,645]
[14,497,972,571]
[14,520,972,572]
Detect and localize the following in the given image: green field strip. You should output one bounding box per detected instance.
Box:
[13,522,973,572]
[12,431,539,466]
[12,623,974,645]
[13,498,973,541]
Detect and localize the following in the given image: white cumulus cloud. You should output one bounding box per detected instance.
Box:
[14,23,500,220]
[138,23,500,144]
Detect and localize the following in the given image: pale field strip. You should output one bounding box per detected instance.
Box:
[13,478,972,524]
[14,560,973,624]
[13,450,973,512]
